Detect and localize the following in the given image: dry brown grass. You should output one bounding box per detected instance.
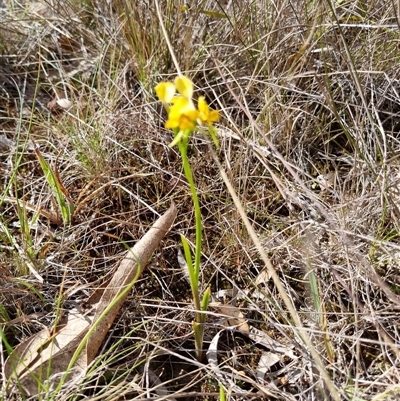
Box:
[2,0,400,400]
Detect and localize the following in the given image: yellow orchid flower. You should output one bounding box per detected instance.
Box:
[155,82,176,104]
[174,76,194,99]
[197,96,219,125]
[155,75,219,147]
[165,96,198,131]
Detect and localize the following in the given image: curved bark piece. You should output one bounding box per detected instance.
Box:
[5,203,177,397]
[85,202,177,364]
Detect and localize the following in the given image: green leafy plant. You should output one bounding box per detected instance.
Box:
[156,75,218,361]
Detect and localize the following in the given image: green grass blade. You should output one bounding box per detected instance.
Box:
[34,146,74,225]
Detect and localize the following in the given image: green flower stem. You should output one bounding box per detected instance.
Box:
[177,138,202,312]
[177,136,208,361]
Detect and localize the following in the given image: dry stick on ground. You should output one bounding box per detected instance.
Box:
[211,59,400,399]
[214,156,342,401]
[209,64,342,400]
